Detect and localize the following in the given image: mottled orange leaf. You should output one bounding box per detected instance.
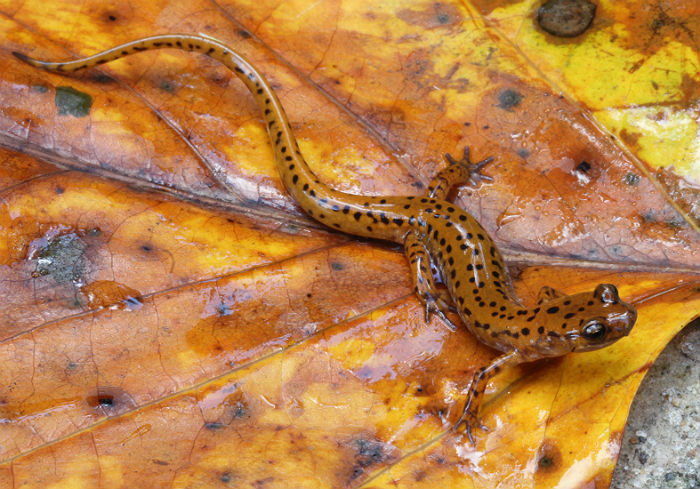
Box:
[0,0,698,488]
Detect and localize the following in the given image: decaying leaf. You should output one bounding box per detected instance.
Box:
[0,0,697,488]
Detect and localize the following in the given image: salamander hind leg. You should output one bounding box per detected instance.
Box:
[454,350,522,444]
[404,231,458,331]
[428,146,494,200]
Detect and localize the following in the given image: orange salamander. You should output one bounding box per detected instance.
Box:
[14,34,637,443]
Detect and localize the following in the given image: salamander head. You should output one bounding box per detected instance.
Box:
[530,284,636,357]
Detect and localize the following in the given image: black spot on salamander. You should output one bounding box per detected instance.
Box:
[547,331,560,338]
[521,327,530,335]
[564,312,576,319]
[292,175,298,184]
[393,218,404,226]
[538,326,545,334]
[546,306,559,314]
[353,212,362,221]
[460,244,468,250]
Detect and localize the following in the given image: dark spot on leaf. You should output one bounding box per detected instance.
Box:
[576,160,591,173]
[92,73,114,84]
[497,89,523,109]
[624,173,640,186]
[217,303,233,316]
[160,80,176,93]
[536,439,562,472]
[55,86,93,117]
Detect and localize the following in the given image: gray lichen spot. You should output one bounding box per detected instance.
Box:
[497,89,523,110]
[34,233,87,282]
[55,86,93,117]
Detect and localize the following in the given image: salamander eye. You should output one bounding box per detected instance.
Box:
[581,321,606,340]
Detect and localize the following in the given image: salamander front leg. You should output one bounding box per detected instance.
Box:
[428,146,494,200]
[404,231,458,331]
[454,350,522,444]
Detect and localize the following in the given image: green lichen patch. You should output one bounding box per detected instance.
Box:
[34,233,87,282]
[55,86,93,117]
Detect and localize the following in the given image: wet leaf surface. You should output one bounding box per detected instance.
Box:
[0,0,698,487]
